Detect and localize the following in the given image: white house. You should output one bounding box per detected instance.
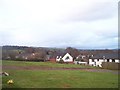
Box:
[74,54,88,65]
[88,53,119,67]
[56,56,62,62]
[56,53,73,63]
[89,58,96,66]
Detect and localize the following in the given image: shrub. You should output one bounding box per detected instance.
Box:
[59,59,64,64]
[102,62,120,70]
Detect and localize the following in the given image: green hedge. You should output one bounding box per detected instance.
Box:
[102,62,120,70]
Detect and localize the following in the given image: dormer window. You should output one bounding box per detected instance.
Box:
[65,56,69,60]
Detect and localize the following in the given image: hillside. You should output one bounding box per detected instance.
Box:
[2,45,119,61]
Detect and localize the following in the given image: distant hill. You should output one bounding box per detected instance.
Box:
[2,45,119,61]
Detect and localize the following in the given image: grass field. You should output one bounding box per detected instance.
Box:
[2,60,119,88]
[2,60,98,68]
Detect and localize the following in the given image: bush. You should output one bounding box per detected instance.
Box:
[102,62,120,70]
[59,59,64,64]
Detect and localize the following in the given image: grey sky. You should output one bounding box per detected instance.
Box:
[0,0,119,49]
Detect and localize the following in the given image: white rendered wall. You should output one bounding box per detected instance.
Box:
[115,59,119,63]
[89,59,95,66]
[109,59,112,62]
[56,56,62,62]
[62,53,73,62]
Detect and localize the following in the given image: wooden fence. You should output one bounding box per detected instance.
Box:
[102,62,120,70]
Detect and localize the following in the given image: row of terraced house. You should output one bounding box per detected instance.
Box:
[53,52,119,67]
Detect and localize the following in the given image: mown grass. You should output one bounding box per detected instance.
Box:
[2,60,99,69]
[2,70,119,88]
[2,60,119,88]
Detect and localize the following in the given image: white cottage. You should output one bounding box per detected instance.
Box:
[88,53,120,67]
[56,53,73,63]
[74,54,88,65]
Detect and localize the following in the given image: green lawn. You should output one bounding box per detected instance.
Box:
[2,60,119,88]
[2,60,98,69]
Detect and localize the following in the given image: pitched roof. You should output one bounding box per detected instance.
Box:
[56,52,74,58]
[92,52,119,59]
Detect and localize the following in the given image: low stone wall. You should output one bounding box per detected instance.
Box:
[102,62,120,70]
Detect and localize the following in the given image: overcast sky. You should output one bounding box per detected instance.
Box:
[0,0,119,49]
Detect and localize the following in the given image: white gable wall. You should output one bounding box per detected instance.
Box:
[62,53,73,62]
[56,56,62,62]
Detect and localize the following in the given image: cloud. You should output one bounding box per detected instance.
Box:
[64,1,118,22]
[0,0,118,49]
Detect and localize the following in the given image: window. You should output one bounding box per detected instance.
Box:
[65,56,69,60]
[112,59,115,62]
[92,59,94,62]
[81,59,84,62]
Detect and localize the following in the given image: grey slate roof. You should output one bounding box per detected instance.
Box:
[92,52,119,59]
